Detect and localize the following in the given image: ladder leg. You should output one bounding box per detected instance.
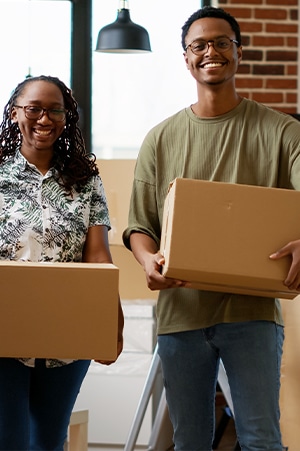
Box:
[147,388,173,451]
[124,345,161,451]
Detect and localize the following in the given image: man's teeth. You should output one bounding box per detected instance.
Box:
[204,62,223,68]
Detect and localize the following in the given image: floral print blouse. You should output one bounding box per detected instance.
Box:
[0,150,110,367]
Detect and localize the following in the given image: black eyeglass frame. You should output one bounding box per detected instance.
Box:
[13,105,67,122]
[185,37,239,55]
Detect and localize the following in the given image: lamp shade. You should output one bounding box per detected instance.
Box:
[95,8,151,54]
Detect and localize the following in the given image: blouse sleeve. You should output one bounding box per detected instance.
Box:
[89,175,111,230]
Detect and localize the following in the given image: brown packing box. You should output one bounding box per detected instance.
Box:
[279,296,300,449]
[96,159,136,246]
[160,178,300,299]
[0,261,119,360]
[110,245,158,300]
[96,159,158,301]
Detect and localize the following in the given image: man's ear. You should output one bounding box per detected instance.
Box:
[237,45,243,65]
[183,52,190,70]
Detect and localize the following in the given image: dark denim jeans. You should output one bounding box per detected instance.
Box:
[158,321,284,451]
[0,358,90,450]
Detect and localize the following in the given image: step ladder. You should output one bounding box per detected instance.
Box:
[124,344,235,451]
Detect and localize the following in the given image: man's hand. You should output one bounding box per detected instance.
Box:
[270,239,300,291]
[130,232,188,291]
[143,250,188,291]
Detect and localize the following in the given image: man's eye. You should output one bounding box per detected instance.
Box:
[217,40,228,48]
[193,43,205,50]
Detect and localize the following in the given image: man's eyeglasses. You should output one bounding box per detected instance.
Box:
[13,105,67,122]
[185,37,239,55]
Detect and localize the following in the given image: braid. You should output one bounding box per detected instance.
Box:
[0,75,98,194]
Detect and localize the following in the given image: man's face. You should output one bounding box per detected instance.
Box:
[183,17,242,87]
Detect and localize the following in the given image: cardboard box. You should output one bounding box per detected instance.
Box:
[96,159,158,301]
[279,296,300,450]
[0,261,119,360]
[96,159,136,245]
[160,178,300,299]
[110,244,158,301]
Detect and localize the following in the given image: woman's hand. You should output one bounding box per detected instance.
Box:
[83,226,125,365]
[94,298,124,366]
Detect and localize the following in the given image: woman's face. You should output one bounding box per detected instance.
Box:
[11,80,66,153]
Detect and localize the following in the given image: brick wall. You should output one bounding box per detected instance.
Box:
[218,0,299,113]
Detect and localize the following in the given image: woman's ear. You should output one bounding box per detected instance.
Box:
[10,107,18,123]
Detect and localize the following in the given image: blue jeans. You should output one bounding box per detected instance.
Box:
[0,358,90,451]
[158,321,284,451]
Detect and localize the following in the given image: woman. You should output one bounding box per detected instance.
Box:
[0,75,123,450]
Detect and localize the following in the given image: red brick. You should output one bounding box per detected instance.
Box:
[230,0,262,4]
[221,7,253,18]
[286,93,297,103]
[236,78,263,88]
[266,50,297,61]
[266,23,298,33]
[252,36,284,46]
[266,0,297,5]
[254,8,287,19]
[252,92,283,102]
[287,36,298,47]
[242,50,263,60]
[265,78,297,89]
[239,21,263,32]
[287,65,298,75]
[253,65,285,75]
[290,9,298,20]
[241,36,251,46]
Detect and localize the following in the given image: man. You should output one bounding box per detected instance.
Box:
[123,6,300,450]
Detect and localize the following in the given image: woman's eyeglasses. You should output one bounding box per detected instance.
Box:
[13,105,67,122]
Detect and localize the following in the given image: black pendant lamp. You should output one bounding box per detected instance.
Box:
[95,0,151,54]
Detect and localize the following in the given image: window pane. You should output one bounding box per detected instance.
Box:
[92,0,200,159]
[0,0,71,109]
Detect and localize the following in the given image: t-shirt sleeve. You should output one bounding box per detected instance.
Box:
[123,133,161,250]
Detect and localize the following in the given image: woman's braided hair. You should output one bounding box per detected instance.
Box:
[0,75,99,194]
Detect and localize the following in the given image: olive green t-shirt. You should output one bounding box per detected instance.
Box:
[123,98,300,334]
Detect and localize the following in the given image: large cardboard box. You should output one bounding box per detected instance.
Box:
[96,159,136,245]
[160,178,300,299]
[280,296,300,450]
[110,244,158,301]
[96,159,158,301]
[0,261,119,360]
